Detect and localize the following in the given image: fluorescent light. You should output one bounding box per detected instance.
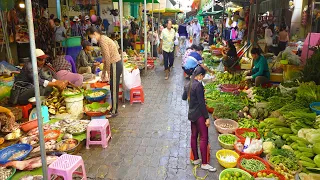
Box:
[19,3,25,8]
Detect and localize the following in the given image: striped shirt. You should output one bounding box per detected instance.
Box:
[99,35,121,76]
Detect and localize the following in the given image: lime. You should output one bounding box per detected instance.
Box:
[262,172,267,177]
[235,172,241,177]
[257,172,262,177]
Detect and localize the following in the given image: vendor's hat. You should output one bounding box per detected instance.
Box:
[85,15,90,20]
[35,49,48,59]
[73,16,79,21]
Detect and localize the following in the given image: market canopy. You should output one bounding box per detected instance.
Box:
[112,0,159,3]
[148,8,183,14]
[199,10,226,17]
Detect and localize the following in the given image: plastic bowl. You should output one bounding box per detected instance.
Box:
[44,130,60,142]
[219,168,252,180]
[55,139,80,153]
[253,169,285,180]
[216,149,239,168]
[218,134,238,150]
[0,144,32,164]
[214,119,239,134]
[237,155,270,175]
[20,119,38,132]
[310,102,320,115]
[235,128,260,140]
[234,139,263,156]
[85,88,109,102]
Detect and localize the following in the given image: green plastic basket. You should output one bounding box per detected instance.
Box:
[7,167,16,180]
[219,168,253,180]
[62,36,82,47]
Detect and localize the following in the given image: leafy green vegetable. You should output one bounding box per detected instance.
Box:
[296,82,320,107]
[213,104,238,120]
[252,87,280,102]
[219,134,237,144]
[238,118,259,129]
[303,48,320,85]
[267,95,294,112]
[241,132,257,139]
[269,149,300,171]
[240,158,266,172]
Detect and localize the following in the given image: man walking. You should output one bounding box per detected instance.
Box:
[159,20,175,80]
[192,19,201,46]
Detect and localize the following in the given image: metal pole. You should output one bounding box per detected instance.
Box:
[253,0,259,47]
[151,0,154,60]
[119,0,125,103]
[56,0,61,19]
[25,0,48,178]
[144,0,147,74]
[247,4,253,46]
[221,0,226,39]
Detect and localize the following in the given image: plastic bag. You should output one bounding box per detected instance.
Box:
[216,61,225,72]
[0,64,11,76]
[158,54,164,65]
[123,68,141,89]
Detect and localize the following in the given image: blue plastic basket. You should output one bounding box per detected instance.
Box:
[66,46,82,64]
[310,102,320,115]
[85,88,110,102]
[0,144,32,164]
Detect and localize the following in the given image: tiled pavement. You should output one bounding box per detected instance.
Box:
[78,58,224,180]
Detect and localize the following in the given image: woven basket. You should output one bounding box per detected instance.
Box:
[214,119,239,134]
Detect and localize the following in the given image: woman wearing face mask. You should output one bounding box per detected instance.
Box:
[182,66,216,172]
[86,26,122,118]
[244,48,270,86]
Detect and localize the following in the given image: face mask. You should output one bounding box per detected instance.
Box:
[91,37,97,44]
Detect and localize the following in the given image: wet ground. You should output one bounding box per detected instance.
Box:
[78,58,224,180]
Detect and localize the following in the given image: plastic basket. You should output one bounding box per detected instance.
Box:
[221,84,240,93]
[265,154,303,174]
[44,130,60,142]
[62,36,82,47]
[234,139,263,156]
[235,128,260,140]
[214,119,239,134]
[253,169,285,180]
[219,168,253,180]
[0,144,32,164]
[85,88,109,102]
[218,134,238,150]
[310,102,320,115]
[216,149,239,168]
[237,155,270,175]
[20,119,38,132]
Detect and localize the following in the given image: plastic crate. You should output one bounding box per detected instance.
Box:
[62,36,82,47]
[66,46,82,63]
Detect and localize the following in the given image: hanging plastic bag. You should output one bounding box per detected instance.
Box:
[123,68,141,89]
[158,54,164,65]
[217,61,225,72]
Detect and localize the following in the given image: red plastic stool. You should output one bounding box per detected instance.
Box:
[16,104,32,119]
[130,86,144,105]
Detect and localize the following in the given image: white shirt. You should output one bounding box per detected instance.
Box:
[265,28,273,46]
[192,23,201,36]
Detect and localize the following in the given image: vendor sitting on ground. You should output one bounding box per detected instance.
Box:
[244,48,270,86]
[221,40,239,71]
[182,45,213,78]
[9,49,68,105]
[76,40,100,74]
[53,49,84,87]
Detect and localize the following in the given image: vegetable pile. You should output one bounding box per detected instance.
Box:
[240,158,267,173]
[219,134,237,145]
[220,171,249,180]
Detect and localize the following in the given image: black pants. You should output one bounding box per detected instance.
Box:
[182,66,195,76]
[163,51,174,70]
[16,86,52,105]
[152,45,158,58]
[209,34,214,46]
[278,41,287,52]
[110,60,123,114]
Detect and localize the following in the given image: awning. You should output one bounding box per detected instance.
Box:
[148,8,183,14]
[199,10,226,17]
[112,0,159,3]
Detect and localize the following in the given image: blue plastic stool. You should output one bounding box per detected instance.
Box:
[91,115,106,120]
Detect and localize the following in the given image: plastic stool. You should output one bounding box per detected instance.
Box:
[16,104,32,119]
[86,119,111,149]
[48,154,87,180]
[130,86,144,105]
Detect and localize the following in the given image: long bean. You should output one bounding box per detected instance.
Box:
[240,158,266,172]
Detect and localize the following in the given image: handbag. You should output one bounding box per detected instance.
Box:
[9,81,33,105]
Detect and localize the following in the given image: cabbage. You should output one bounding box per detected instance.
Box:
[298,128,317,140]
[263,141,275,154]
[314,154,320,168]
[306,130,320,144]
[314,143,320,155]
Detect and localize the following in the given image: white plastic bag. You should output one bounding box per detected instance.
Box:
[158,54,164,65]
[123,68,141,89]
[217,61,225,72]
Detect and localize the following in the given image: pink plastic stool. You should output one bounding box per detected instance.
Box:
[86,119,111,149]
[48,154,87,180]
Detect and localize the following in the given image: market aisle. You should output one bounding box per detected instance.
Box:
[78,58,223,180]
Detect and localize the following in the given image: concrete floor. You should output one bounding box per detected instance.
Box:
[78,58,224,180]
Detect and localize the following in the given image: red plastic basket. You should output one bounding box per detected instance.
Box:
[221,84,240,92]
[85,110,109,117]
[237,155,270,175]
[44,130,60,142]
[253,170,285,180]
[234,139,263,156]
[235,128,260,140]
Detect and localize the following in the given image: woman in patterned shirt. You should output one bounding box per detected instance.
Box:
[86,27,122,118]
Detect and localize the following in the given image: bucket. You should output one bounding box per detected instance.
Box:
[29,106,50,123]
[64,94,84,119]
